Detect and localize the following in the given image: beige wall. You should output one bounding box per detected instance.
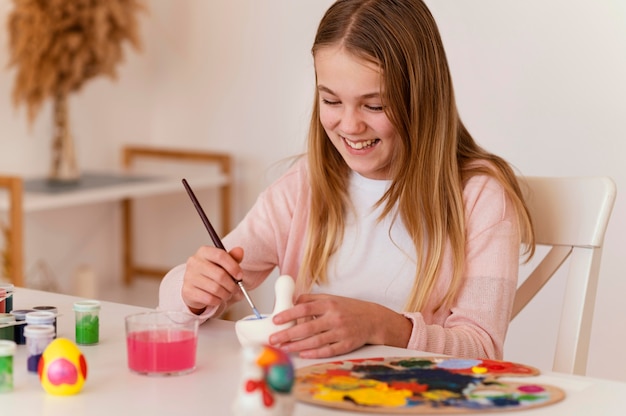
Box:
[1,0,625,381]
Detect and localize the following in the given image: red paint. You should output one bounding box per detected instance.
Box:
[390,381,428,393]
[327,369,351,376]
[246,379,275,407]
[126,329,196,373]
[455,359,534,375]
[80,354,87,379]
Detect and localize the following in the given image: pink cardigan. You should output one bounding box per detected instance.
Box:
[159,157,520,359]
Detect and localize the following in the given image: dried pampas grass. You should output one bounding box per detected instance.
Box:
[7,0,146,124]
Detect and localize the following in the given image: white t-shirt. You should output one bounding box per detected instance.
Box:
[311,171,417,311]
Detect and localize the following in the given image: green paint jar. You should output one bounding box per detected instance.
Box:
[0,340,16,393]
[73,300,101,345]
[0,314,15,341]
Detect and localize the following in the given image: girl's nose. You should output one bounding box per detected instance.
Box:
[339,107,365,134]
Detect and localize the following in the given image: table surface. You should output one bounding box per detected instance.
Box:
[4,288,626,415]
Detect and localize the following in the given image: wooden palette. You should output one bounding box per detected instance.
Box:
[294,356,565,414]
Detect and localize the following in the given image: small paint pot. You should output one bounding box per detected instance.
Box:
[33,306,58,336]
[10,309,35,345]
[26,311,57,339]
[0,340,17,392]
[0,313,16,341]
[0,284,13,313]
[73,300,101,345]
[24,324,54,373]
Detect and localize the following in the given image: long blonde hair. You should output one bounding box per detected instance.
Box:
[299,0,535,313]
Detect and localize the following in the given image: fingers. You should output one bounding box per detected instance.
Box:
[181,245,244,311]
[271,318,360,359]
[229,246,245,264]
[196,246,244,281]
[269,294,377,358]
[272,293,324,324]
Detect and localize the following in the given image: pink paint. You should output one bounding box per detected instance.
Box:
[126,329,197,374]
[518,384,545,393]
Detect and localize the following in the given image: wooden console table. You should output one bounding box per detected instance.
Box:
[0,145,232,287]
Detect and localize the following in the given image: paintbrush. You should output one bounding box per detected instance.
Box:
[182,178,262,319]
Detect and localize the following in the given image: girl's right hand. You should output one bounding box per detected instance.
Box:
[181,245,245,314]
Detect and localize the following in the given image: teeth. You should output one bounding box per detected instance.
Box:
[345,138,378,149]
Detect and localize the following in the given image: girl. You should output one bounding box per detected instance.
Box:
[159,0,534,360]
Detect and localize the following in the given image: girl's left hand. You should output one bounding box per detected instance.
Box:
[269,293,412,358]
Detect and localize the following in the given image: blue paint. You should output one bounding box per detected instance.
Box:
[354,364,481,394]
[243,314,268,321]
[27,353,42,373]
[436,359,482,370]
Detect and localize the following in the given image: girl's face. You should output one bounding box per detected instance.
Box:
[315,45,399,180]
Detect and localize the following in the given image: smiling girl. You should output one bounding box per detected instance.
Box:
[159,0,535,361]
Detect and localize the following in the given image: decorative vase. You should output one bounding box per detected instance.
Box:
[49,93,80,184]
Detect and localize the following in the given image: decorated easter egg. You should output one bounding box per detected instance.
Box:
[233,344,295,416]
[38,337,87,395]
[257,345,294,394]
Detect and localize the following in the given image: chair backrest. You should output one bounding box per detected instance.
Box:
[512,176,616,375]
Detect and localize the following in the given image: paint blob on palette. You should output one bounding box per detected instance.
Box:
[294,356,565,414]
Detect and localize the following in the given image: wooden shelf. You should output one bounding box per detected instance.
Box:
[0,172,228,212]
[0,145,232,287]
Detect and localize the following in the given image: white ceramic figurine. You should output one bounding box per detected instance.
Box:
[232,344,295,416]
[235,275,295,347]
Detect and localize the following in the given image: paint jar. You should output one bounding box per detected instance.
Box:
[24,324,54,373]
[26,311,57,339]
[0,314,16,341]
[125,311,199,376]
[0,340,16,393]
[0,283,13,313]
[10,309,35,345]
[0,288,5,313]
[33,306,58,336]
[73,300,100,345]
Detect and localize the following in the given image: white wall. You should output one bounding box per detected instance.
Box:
[426,0,626,381]
[1,0,625,381]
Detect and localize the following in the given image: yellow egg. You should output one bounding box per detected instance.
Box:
[38,337,87,395]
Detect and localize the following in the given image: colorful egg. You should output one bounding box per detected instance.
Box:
[38,337,87,395]
[256,344,295,393]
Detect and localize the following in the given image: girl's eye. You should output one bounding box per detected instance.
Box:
[321,98,340,106]
[365,104,384,112]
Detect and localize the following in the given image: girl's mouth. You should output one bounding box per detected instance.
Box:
[343,137,380,150]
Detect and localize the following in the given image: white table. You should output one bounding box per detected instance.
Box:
[5,288,626,415]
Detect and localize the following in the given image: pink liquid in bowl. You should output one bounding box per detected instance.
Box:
[126,329,197,375]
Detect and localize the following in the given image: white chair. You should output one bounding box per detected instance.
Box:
[511,176,616,375]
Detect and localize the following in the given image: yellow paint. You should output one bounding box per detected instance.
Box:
[472,365,488,374]
[312,376,412,407]
[326,375,380,390]
[421,389,460,401]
